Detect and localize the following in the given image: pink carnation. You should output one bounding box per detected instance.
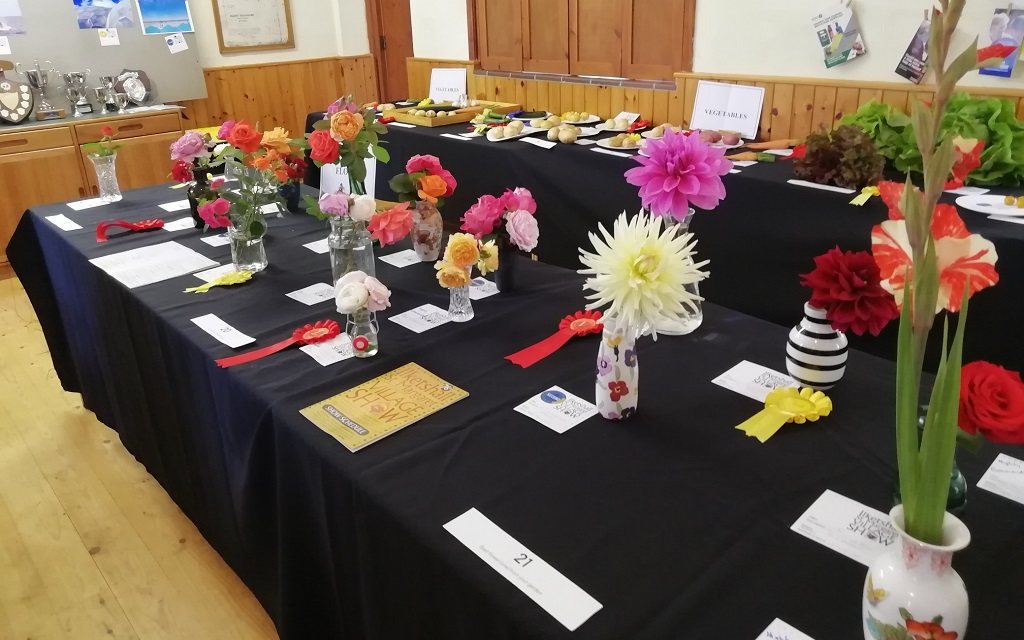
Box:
[460,195,504,238]
[501,187,536,215]
[624,129,732,221]
[170,132,210,164]
[199,197,231,228]
[506,209,539,252]
[327,98,359,115]
[217,120,236,141]
[406,154,443,175]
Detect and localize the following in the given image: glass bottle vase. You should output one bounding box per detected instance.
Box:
[187,171,216,230]
[347,308,379,358]
[412,201,444,261]
[595,319,639,420]
[448,272,474,322]
[328,217,376,285]
[654,208,702,335]
[228,221,268,273]
[88,153,122,203]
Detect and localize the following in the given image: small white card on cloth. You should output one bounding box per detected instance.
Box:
[387,121,416,128]
[444,508,603,631]
[791,490,896,567]
[787,179,856,195]
[765,149,794,157]
[729,169,742,174]
[260,203,282,215]
[286,283,336,306]
[468,277,499,300]
[611,111,641,124]
[945,186,989,196]
[158,200,191,212]
[522,137,557,150]
[303,238,330,255]
[514,387,599,434]
[190,313,256,349]
[733,160,758,167]
[574,139,598,146]
[379,249,421,268]
[389,304,451,333]
[201,233,231,247]
[441,133,472,141]
[712,361,798,403]
[977,454,1024,505]
[67,197,108,211]
[193,264,235,282]
[46,214,83,231]
[300,335,355,367]
[162,218,196,232]
[756,618,815,640]
[592,148,633,158]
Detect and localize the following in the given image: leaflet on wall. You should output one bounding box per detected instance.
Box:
[895,17,930,84]
[979,7,1024,78]
[0,0,27,35]
[137,0,194,35]
[811,4,867,69]
[73,0,135,30]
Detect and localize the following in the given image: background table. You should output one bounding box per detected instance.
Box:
[8,186,1023,639]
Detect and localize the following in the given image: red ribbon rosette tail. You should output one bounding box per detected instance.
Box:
[505,310,603,368]
[216,320,340,368]
[96,218,166,242]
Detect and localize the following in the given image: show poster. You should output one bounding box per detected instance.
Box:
[979,7,1024,78]
[812,5,867,69]
[896,17,931,84]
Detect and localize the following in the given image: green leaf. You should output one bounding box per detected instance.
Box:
[313,120,331,131]
[248,218,266,237]
[899,608,913,622]
[943,38,980,90]
[388,173,414,196]
[910,99,935,162]
[371,144,390,164]
[349,157,367,183]
[895,269,922,531]
[221,191,243,205]
[924,137,956,199]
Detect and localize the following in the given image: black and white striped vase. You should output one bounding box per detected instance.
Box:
[786,302,849,390]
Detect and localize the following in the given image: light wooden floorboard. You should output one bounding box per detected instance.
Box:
[0,273,278,640]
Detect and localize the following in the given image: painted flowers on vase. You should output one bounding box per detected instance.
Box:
[388,154,458,260]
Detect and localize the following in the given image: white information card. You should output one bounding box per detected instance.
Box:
[712,361,798,403]
[757,618,816,640]
[46,215,83,231]
[977,454,1024,505]
[320,159,377,198]
[514,387,598,434]
[690,80,765,139]
[379,249,421,268]
[428,67,467,104]
[388,304,451,334]
[286,283,336,306]
[89,241,217,289]
[444,508,602,631]
[190,314,256,349]
[791,490,896,567]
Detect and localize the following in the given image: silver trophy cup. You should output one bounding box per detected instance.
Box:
[15,60,65,120]
[62,69,94,116]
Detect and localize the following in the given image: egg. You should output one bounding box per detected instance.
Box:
[558,128,578,144]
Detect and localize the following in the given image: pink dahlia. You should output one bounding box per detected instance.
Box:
[460,194,504,237]
[624,129,732,221]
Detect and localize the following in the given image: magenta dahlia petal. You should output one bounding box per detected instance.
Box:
[625,129,730,216]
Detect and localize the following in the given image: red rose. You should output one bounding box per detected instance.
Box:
[100,125,115,138]
[227,120,263,154]
[170,160,193,183]
[800,246,899,336]
[959,361,1024,444]
[308,129,339,165]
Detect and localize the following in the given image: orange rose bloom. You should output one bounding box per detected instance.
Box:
[330,111,364,142]
[275,169,289,182]
[261,127,293,154]
[228,120,263,154]
[443,233,480,269]
[417,174,448,204]
[435,262,471,289]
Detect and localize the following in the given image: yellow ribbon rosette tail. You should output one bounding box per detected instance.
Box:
[736,387,833,443]
[184,270,253,294]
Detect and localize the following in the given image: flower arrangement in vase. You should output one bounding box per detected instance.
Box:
[435,233,498,322]
[335,270,392,358]
[304,95,390,195]
[460,187,538,292]
[83,125,123,202]
[170,129,227,229]
[578,212,709,420]
[387,154,458,261]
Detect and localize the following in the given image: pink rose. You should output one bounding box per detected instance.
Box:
[327,98,359,115]
[406,154,443,175]
[506,209,539,251]
[211,177,226,190]
[170,132,210,164]
[501,187,536,215]
[217,120,236,141]
[199,197,231,228]
[460,195,504,238]
[319,192,350,216]
[438,169,457,197]
[368,202,414,246]
[363,276,392,312]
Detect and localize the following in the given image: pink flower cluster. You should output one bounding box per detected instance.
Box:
[170,132,210,164]
[406,155,457,197]
[217,120,236,141]
[460,187,539,252]
[327,98,359,116]
[198,198,231,228]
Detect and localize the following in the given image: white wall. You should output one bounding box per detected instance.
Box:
[693,0,1024,89]
[190,0,369,68]
[410,0,470,60]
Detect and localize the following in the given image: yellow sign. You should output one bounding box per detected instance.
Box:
[300,363,468,452]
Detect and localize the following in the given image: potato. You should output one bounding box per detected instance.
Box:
[607,136,623,148]
[580,112,590,120]
[530,118,545,128]
[722,133,741,146]
[547,127,560,141]
[380,103,396,111]
[651,125,665,137]
[426,110,437,117]
[604,118,616,128]
[622,138,637,148]
[698,130,716,143]
[487,127,504,141]
[558,128,578,144]
[708,130,723,143]
[547,116,561,126]
[614,118,629,129]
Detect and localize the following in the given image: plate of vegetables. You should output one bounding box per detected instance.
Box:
[955,194,1024,217]
[596,133,644,151]
[510,110,552,122]
[561,111,601,125]
[485,120,541,142]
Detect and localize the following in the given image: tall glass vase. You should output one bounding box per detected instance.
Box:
[448,271,474,322]
[412,201,443,261]
[347,308,379,358]
[187,171,215,230]
[228,221,268,273]
[495,232,518,292]
[88,153,122,203]
[595,319,639,420]
[328,217,376,285]
[654,208,702,335]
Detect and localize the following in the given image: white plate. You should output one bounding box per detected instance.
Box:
[570,126,601,138]
[560,115,602,125]
[955,194,1024,217]
[486,126,542,142]
[595,138,642,152]
[510,112,552,122]
[596,122,649,133]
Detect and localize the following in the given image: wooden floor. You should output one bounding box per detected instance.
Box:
[0,272,278,640]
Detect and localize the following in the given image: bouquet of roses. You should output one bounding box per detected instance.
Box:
[435,232,498,288]
[306,191,414,247]
[305,96,390,194]
[387,154,458,209]
[169,129,224,184]
[460,186,539,252]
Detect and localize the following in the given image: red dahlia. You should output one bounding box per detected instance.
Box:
[800,246,899,336]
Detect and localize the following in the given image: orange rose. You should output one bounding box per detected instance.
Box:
[261,127,293,153]
[330,111,364,142]
[417,174,448,204]
[275,169,289,182]
[250,155,272,171]
[435,262,471,289]
[228,120,263,154]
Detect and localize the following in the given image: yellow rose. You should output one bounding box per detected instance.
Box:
[435,261,471,289]
[330,111,365,142]
[261,127,293,153]
[444,233,481,269]
[478,240,499,275]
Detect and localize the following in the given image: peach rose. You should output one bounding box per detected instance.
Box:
[444,233,480,269]
[261,127,293,153]
[435,261,471,289]
[416,174,448,204]
[330,110,364,142]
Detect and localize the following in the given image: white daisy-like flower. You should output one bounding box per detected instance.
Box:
[579,210,709,337]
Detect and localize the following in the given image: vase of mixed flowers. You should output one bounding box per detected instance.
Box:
[460,187,538,292]
[305,95,390,197]
[277,153,308,212]
[435,233,498,322]
[624,129,731,335]
[84,125,122,203]
[579,213,709,420]
[388,154,458,261]
[335,270,392,358]
[170,129,225,229]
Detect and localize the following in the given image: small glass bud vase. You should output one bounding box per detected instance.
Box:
[448,272,474,322]
[654,208,702,336]
[412,201,444,261]
[228,221,268,273]
[347,308,379,358]
[89,152,122,203]
[328,217,376,285]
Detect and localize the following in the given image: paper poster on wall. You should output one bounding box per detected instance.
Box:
[0,0,27,35]
[165,31,187,53]
[428,68,467,104]
[811,4,867,68]
[895,17,930,84]
[73,0,136,29]
[98,27,120,45]
[979,7,1024,78]
[689,81,764,140]
[0,34,10,54]
[137,0,194,35]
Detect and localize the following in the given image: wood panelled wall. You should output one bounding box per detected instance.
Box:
[176,55,378,136]
[407,58,1024,142]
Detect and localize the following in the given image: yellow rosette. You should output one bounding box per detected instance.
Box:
[184,270,253,294]
[735,387,833,443]
[850,186,879,206]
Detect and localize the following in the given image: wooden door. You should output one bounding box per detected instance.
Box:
[0,146,87,263]
[476,0,523,71]
[622,0,691,79]
[80,132,183,194]
[523,0,569,74]
[368,0,414,101]
[569,0,625,77]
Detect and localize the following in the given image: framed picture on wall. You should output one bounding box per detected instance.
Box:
[212,0,294,54]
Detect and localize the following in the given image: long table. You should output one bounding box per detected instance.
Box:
[8,185,1023,639]
[353,120,1024,371]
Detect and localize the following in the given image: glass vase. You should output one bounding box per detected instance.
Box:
[595,319,639,421]
[187,171,216,230]
[228,221,268,273]
[892,408,968,515]
[278,181,301,212]
[328,217,376,285]
[653,208,702,335]
[347,308,379,358]
[495,232,518,292]
[412,201,444,261]
[448,272,474,322]
[88,152,122,203]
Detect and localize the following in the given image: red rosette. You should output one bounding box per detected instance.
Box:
[216,319,339,368]
[559,310,604,336]
[96,218,166,242]
[506,310,604,369]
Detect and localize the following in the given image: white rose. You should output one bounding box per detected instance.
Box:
[336,281,369,313]
[349,194,376,223]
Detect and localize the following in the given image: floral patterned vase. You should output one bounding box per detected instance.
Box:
[863,505,970,640]
[595,320,639,420]
[412,201,443,261]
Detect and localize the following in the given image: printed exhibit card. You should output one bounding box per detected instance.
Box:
[300,363,468,452]
[977,454,1024,505]
[791,490,896,567]
[757,618,815,640]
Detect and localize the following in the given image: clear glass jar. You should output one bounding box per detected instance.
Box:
[347,308,379,358]
[448,271,474,322]
[228,221,268,273]
[653,208,702,336]
[88,153,122,203]
[328,217,376,285]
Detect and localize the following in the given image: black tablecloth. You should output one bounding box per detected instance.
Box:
[10,186,1021,640]
[352,120,1024,371]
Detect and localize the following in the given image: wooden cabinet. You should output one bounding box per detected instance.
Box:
[569,0,624,77]
[523,0,569,74]
[81,132,182,194]
[476,0,523,71]
[621,0,693,80]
